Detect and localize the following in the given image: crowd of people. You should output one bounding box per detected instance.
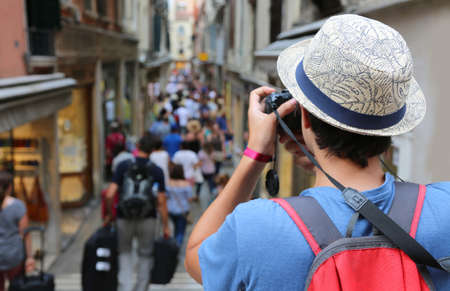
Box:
[102,72,231,291]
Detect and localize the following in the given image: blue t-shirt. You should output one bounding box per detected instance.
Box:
[199,173,450,290]
[163,133,182,158]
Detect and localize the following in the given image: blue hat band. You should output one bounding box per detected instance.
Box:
[295,60,406,130]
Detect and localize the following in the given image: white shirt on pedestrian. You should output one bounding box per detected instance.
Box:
[150,150,170,186]
[185,99,200,119]
[172,150,199,180]
[175,106,190,127]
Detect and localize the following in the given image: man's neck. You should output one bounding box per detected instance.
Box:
[313,152,385,192]
[136,151,149,158]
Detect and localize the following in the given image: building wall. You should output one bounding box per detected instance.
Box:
[169,0,195,61]
[365,0,450,183]
[137,0,150,61]
[0,0,28,77]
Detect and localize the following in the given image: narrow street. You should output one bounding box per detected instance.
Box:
[50,201,205,291]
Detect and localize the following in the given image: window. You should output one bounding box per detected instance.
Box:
[229,0,235,49]
[178,25,185,37]
[97,0,107,17]
[84,0,92,11]
[270,0,283,42]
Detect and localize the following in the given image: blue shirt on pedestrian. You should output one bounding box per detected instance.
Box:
[163,133,182,158]
[199,173,450,290]
[166,185,193,215]
[216,116,227,131]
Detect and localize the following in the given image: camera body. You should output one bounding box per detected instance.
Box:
[264,90,302,133]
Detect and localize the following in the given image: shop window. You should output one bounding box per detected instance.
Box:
[84,0,93,11]
[270,0,283,42]
[311,0,342,17]
[97,0,107,17]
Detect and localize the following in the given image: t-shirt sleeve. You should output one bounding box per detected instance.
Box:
[112,161,128,186]
[153,165,166,193]
[172,153,180,164]
[14,199,26,223]
[192,152,199,164]
[198,212,242,291]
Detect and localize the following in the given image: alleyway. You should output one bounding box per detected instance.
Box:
[50,194,208,291]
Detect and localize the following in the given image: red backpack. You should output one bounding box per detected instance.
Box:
[273,182,450,291]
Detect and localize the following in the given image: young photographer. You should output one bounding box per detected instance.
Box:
[184,15,450,290]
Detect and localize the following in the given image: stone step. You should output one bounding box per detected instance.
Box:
[54,272,203,291]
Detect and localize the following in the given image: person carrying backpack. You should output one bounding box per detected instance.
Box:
[104,134,170,291]
[185,15,450,290]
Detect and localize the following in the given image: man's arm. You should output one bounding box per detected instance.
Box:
[104,182,118,223]
[157,192,170,237]
[184,87,298,283]
[19,213,35,273]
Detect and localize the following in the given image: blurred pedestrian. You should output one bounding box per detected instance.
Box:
[0,171,35,291]
[197,142,216,199]
[185,120,203,153]
[172,141,201,185]
[105,121,126,179]
[150,137,170,186]
[166,164,194,246]
[215,108,228,132]
[163,126,183,159]
[149,110,171,139]
[208,123,226,175]
[111,141,134,174]
[199,98,210,126]
[104,135,169,291]
[174,104,190,134]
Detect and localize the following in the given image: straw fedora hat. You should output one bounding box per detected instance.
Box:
[277,14,426,136]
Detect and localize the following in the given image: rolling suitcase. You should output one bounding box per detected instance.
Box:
[9,226,55,291]
[151,237,179,284]
[81,224,118,291]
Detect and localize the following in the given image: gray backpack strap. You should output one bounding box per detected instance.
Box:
[282,196,342,250]
[387,182,420,234]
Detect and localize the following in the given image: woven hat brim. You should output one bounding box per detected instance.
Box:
[277,39,426,136]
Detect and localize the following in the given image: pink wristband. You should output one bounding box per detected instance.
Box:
[243,147,273,163]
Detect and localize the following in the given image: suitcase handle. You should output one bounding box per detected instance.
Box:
[21,226,46,279]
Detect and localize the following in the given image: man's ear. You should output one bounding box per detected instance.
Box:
[301,107,311,129]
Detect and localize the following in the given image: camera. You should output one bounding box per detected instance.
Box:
[264,90,302,133]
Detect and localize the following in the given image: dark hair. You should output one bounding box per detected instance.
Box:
[203,142,213,154]
[152,137,163,150]
[170,163,185,180]
[180,141,190,149]
[112,142,126,157]
[0,171,13,200]
[138,134,154,154]
[307,112,391,168]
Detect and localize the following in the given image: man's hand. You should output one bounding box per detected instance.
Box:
[163,225,171,239]
[103,214,113,226]
[25,257,35,273]
[247,86,298,156]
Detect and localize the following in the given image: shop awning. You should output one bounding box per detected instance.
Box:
[0,73,76,132]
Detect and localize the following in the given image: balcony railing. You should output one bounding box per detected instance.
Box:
[28,28,55,56]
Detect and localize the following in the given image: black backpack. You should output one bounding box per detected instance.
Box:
[118,160,156,219]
